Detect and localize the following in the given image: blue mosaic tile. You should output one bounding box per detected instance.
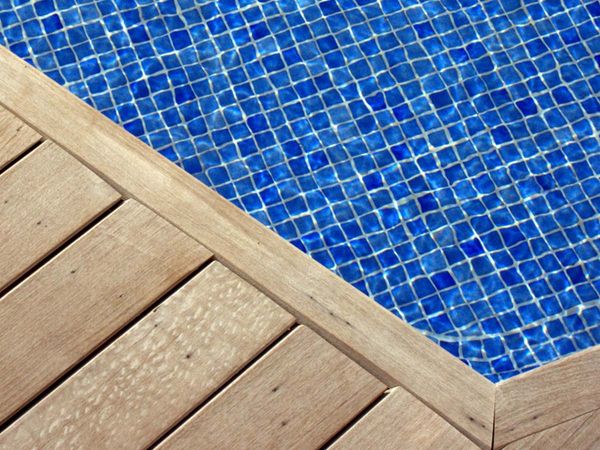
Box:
[1,0,599,382]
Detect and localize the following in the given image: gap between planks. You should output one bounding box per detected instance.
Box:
[1,132,493,449]
[0,120,397,400]
[147,324,300,449]
[498,407,600,450]
[0,261,295,449]
[501,407,600,450]
[0,235,214,433]
[1,147,485,450]
[155,325,385,449]
[0,199,123,301]
[0,140,122,294]
[1,119,494,448]
[0,136,44,177]
[0,105,43,170]
[320,389,391,449]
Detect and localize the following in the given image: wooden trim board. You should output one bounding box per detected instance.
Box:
[503,409,600,450]
[0,46,598,449]
[0,45,494,448]
[494,346,600,448]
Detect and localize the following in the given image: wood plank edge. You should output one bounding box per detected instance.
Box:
[493,346,600,448]
[492,383,497,450]
[0,108,45,175]
[0,46,494,448]
[147,323,300,449]
[0,135,44,175]
[0,220,213,431]
[321,388,392,449]
[494,407,600,449]
[328,387,486,449]
[0,199,123,301]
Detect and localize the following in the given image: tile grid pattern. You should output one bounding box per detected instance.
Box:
[0,0,599,381]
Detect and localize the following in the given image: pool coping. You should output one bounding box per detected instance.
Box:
[0,45,596,449]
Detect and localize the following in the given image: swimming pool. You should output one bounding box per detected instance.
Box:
[1,0,598,382]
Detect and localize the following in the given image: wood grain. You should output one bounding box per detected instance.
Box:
[0,45,495,448]
[0,141,120,291]
[158,325,385,450]
[0,262,293,449]
[331,387,478,450]
[0,200,210,424]
[504,409,599,450]
[495,345,600,448]
[566,409,600,450]
[0,105,41,170]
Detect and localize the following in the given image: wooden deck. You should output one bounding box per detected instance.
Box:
[0,46,597,449]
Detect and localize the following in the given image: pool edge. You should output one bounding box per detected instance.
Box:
[6,43,596,448]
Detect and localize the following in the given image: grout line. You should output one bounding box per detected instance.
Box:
[0,137,45,176]
[147,323,300,449]
[2,44,589,447]
[0,253,214,432]
[0,198,123,301]
[319,388,391,449]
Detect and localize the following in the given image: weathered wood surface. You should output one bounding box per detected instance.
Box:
[504,408,599,450]
[0,106,40,170]
[0,45,495,448]
[331,387,478,449]
[566,409,600,450]
[0,141,120,292]
[495,346,600,448]
[158,325,385,450]
[0,200,210,424]
[0,262,293,449]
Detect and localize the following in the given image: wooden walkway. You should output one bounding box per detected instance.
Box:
[0,46,597,449]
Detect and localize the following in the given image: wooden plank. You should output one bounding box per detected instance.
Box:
[566,409,600,450]
[0,200,211,424]
[504,409,599,450]
[0,45,495,448]
[0,106,41,170]
[331,387,478,450]
[495,346,600,448]
[157,325,385,450]
[0,141,121,292]
[0,262,293,449]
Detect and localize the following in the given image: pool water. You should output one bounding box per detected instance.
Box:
[1,0,599,382]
